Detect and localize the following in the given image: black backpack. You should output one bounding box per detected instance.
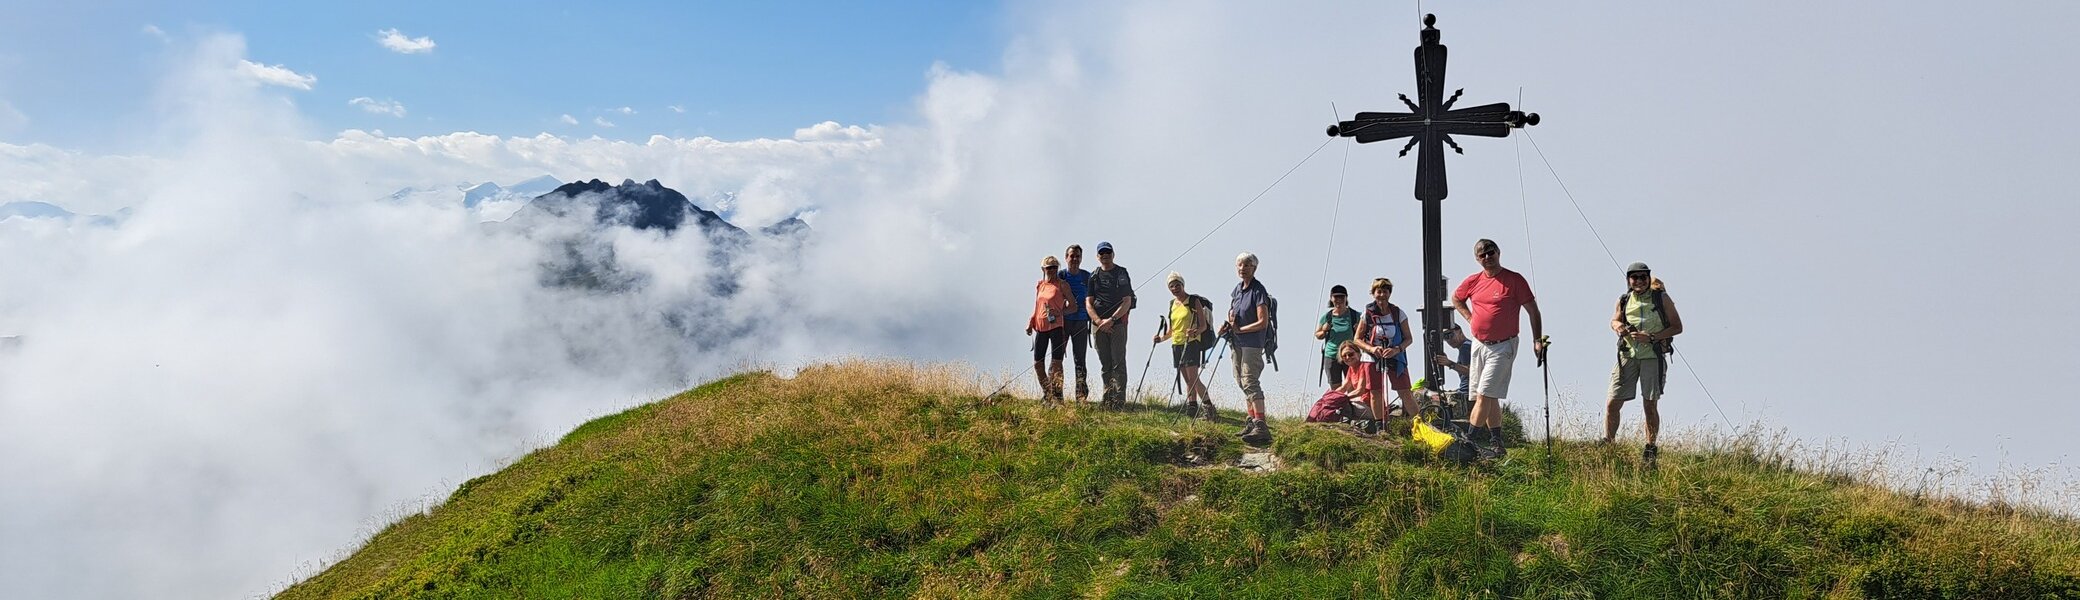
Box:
[1263,291,1281,371]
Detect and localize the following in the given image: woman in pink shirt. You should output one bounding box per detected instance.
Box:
[1027,255,1073,403]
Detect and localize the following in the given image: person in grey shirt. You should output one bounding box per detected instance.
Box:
[1086,241,1136,407]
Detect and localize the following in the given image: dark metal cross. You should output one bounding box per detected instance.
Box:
[1325,13,1539,403]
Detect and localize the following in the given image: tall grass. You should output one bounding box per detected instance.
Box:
[282,361,2080,599]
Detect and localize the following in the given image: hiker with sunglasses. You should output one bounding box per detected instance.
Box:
[1087,242,1137,407]
[1604,262,1683,466]
[1027,255,1074,403]
[1452,239,1545,459]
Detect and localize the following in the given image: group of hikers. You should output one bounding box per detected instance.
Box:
[1027,238,1682,461]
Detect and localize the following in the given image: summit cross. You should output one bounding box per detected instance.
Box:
[1325,13,1540,406]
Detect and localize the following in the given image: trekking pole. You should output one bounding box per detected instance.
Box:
[1200,336,1229,394]
[1317,339,1327,387]
[1133,316,1166,403]
[1538,334,1554,471]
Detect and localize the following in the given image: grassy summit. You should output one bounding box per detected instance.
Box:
[282,362,2080,599]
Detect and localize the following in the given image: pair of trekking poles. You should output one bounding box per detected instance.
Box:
[1131,317,1225,403]
[1131,316,1235,411]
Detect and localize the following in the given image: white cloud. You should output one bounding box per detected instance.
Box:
[791,120,877,142]
[613,106,636,115]
[669,105,686,113]
[141,24,167,40]
[375,28,436,54]
[559,114,578,125]
[0,100,25,131]
[592,116,615,128]
[235,59,315,90]
[347,97,406,118]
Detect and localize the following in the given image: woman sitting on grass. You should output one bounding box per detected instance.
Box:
[1307,341,1378,425]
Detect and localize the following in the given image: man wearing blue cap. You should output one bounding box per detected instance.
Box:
[1087,241,1136,407]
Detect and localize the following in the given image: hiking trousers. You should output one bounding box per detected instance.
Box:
[1066,320,1091,400]
[1233,346,1266,403]
[1094,324,1129,403]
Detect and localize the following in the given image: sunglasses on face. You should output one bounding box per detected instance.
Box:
[1475,250,1497,258]
[1628,272,1650,280]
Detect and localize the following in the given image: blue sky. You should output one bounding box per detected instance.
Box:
[0,0,1005,149]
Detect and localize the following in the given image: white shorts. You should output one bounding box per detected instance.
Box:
[1468,337,1519,399]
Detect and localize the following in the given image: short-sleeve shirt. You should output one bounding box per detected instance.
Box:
[1058,269,1091,322]
[1088,265,1135,323]
[1343,362,1378,397]
[1454,268,1536,343]
[1229,279,1270,349]
[1031,280,1071,332]
[1319,308,1358,358]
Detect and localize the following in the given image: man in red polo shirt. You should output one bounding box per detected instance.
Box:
[1452,239,1545,458]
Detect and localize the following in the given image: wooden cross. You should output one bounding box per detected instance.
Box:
[1326,13,1539,402]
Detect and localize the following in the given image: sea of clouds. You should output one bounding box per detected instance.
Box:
[5,3,2080,598]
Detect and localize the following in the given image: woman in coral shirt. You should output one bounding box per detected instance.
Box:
[1027,255,1073,403]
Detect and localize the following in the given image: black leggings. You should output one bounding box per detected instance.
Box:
[1322,355,1345,388]
[1032,327,1068,363]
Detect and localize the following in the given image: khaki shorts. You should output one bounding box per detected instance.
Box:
[1468,337,1518,399]
[1608,356,1666,402]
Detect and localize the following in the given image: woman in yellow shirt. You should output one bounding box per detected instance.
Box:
[1151,272,1216,420]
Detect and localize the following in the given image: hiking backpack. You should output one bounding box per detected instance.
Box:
[1615,287,1675,358]
[1263,291,1281,371]
[1181,294,1217,354]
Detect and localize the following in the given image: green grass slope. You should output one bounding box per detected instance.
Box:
[282,362,2080,599]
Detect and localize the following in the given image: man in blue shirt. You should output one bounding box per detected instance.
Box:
[1059,244,1094,403]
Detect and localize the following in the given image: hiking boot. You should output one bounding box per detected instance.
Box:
[1241,419,1273,446]
[1360,418,1382,436]
[1033,362,1052,403]
[1200,402,1218,422]
[1235,418,1259,438]
[1047,363,1066,403]
[1184,401,1201,420]
[1643,443,1660,469]
[1074,367,1089,402]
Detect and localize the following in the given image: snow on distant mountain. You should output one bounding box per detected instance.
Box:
[463,174,563,209]
[385,175,562,221]
[0,201,130,227]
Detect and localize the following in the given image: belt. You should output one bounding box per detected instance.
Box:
[1477,335,1517,346]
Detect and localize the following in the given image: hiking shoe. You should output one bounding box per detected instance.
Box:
[1184,401,1200,419]
[1235,419,1257,438]
[1201,403,1219,422]
[1360,419,1382,436]
[1476,440,1506,461]
[1241,420,1272,446]
[1643,443,1660,469]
